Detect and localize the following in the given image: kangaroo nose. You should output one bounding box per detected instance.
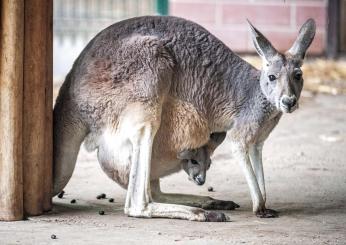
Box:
[281,96,297,109]
[194,175,205,185]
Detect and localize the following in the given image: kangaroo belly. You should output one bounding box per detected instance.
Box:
[96,98,210,187]
[97,127,132,188]
[97,103,147,189]
[97,128,185,188]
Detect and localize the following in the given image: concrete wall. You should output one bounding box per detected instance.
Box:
[170,0,327,54]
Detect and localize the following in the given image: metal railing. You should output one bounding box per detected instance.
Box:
[53,0,168,80]
[54,0,168,42]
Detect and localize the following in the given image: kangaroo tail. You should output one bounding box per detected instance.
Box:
[52,80,87,196]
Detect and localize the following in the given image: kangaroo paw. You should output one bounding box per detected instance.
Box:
[256,208,279,218]
[202,199,240,210]
[204,211,230,222]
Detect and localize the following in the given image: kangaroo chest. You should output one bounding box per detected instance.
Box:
[153,98,210,157]
[150,98,210,178]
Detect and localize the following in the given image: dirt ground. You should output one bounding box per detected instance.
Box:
[1,93,345,245]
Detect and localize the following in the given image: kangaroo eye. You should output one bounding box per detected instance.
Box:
[294,72,302,80]
[191,160,199,165]
[268,75,276,81]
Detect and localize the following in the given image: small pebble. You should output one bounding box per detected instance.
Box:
[99,210,105,215]
[70,199,76,204]
[109,198,114,203]
[57,191,65,198]
[208,186,214,192]
[51,234,57,239]
[158,232,162,235]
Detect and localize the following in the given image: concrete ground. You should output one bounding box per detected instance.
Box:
[1,93,345,245]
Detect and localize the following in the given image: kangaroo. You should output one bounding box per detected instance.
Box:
[179,147,210,186]
[53,16,315,221]
[179,132,227,186]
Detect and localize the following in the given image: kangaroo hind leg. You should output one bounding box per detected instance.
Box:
[122,103,228,222]
[151,179,240,210]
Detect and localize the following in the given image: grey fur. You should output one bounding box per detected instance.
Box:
[288,18,316,59]
[53,16,316,220]
[248,19,277,61]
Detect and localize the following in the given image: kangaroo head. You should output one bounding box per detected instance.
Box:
[177,132,226,185]
[178,147,211,186]
[248,19,316,113]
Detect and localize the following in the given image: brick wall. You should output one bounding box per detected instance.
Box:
[170,0,327,54]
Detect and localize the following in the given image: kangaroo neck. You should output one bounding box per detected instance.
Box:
[206,56,280,132]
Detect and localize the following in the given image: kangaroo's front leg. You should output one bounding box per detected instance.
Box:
[151,179,239,210]
[249,143,266,202]
[124,105,228,222]
[232,142,278,218]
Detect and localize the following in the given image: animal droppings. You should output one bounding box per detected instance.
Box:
[96,193,106,199]
[99,210,105,215]
[109,198,114,203]
[208,186,214,192]
[57,191,65,198]
[70,199,76,204]
[51,234,57,239]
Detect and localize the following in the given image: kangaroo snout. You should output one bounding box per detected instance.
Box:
[194,175,205,185]
[280,95,297,113]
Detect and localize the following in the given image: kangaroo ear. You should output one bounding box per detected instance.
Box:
[177,149,196,160]
[287,18,316,59]
[247,19,278,62]
[210,132,226,147]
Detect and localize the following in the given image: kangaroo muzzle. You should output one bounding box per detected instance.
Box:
[280,95,297,113]
[194,174,205,185]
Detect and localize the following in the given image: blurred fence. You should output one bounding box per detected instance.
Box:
[53,0,160,81]
[54,0,157,42]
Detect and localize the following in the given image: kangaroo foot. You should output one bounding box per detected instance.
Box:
[204,211,230,222]
[256,208,279,218]
[201,199,240,210]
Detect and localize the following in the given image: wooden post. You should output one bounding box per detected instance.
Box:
[326,0,340,58]
[23,0,52,216]
[340,0,346,53]
[0,0,24,221]
[43,0,54,212]
[0,0,52,220]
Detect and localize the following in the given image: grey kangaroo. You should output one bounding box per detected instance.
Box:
[53,16,315,221]
[179,132,227,186]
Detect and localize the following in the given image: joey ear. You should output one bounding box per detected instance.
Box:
[210,132,226,147]
[287,18,316,60]
[177,149,196,160]
[247,19,278,62]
